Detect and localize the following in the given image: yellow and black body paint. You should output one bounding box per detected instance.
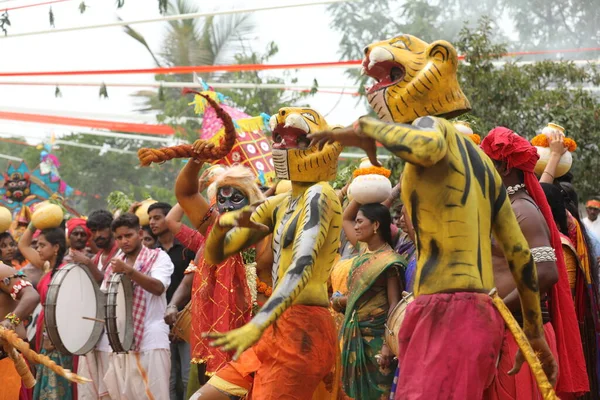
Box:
[358,115,544,340]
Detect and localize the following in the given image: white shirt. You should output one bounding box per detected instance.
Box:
[583,217,600,243]
[97,249,174,352]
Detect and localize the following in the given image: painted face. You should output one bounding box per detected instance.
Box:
[91,227,112,250]
[69,226,89,251]
[354,210,379,243]
[148,209,168,236]
[269,108,342,182]
[113,226,142,256]
[37,235,58,263]
[217,186,249,214]
[0,236,16,262]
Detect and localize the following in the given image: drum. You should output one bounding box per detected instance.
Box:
[384,291,414,356]
[171,302,192,343]
[45,263,104,355]
[105,273,134,353]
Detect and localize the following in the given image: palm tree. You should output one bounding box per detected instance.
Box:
[123,0,256,114]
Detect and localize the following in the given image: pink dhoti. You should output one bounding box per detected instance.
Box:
[484,323,558,400]
[395,292,504,400]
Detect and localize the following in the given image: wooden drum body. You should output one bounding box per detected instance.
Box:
[385,291,414,356]
[105,273,134,353]
[171,302,192,343]
[45,263,104,355]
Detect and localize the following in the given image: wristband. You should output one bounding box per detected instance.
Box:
[4,312,21,326]
[27,222,36,233]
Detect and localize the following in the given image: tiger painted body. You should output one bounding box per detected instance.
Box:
[359,35,543,338]
[204,107,342,345]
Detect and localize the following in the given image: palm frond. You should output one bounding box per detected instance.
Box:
[120,17,162,67]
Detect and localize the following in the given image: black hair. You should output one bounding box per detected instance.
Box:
[0,231,15,243]
[141,225,157,240]
[559,182,599,286]
[358,203,394,247]
[111,213,140,232]
[147,202,172,216]
[556,171,573,184]
[541,183,568,236]
[40,227,67,273]
[87,209,114,230]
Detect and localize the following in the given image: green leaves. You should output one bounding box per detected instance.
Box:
[49,7,55,28]
[78,2,87,14]
[99,83,108,99]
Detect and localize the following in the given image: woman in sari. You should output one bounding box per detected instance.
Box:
[541,183,600,399]
[19,225,73,400]
[334,201,405,400]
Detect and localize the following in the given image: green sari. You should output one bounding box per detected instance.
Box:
[341,245,406,400]
[32,349,73,399]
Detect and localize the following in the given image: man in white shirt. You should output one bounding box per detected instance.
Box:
[79,213,173,399]
[583,198,600,240]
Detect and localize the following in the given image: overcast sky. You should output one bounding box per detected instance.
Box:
[0,0,368,144]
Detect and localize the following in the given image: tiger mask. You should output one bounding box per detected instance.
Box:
[268,108,342,183]
[363,34,471,124]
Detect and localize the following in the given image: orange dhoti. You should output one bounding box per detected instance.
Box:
[208,305,336,399]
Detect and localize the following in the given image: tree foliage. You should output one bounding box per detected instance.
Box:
[328,2,600,198]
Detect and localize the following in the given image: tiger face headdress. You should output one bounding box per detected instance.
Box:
[268,108,342,183]
[362,34,471,124]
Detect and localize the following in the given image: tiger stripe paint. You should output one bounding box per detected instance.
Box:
[358,115,544,338]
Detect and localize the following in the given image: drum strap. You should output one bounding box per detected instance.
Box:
[489,288,558,399]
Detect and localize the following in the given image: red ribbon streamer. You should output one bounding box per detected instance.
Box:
[0,47,598,77]
[0,111,176,135]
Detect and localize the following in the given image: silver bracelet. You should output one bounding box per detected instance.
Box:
[531,246,557,263]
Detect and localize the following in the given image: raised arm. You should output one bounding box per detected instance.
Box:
[342,200,361,246]
[175,160,215,234]
[0,264,40,328]
[18,226,44,270]
[166,203,186,235]
[204,195,284,265]
[358,116,447,167]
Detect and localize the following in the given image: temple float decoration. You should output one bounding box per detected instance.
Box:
[0,140,80,238]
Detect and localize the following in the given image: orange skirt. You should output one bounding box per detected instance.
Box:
[209,305,337,399]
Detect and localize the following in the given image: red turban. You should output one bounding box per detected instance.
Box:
[482,127,589,396]
[66,218,91,238]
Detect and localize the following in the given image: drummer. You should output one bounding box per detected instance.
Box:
[0,261,40,399]
[63,218,93,266]
[91,213,173,399]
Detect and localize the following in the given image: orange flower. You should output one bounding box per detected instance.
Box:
[531,134,577,152]
[564,138,577,152]
[531,134,549,147]
[265,287,273,297]
[352,166,392,178]
[257,282,268,293]
[468,134,481,145]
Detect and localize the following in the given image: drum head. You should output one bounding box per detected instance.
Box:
[45,264,104,355]
[106,274,134,353]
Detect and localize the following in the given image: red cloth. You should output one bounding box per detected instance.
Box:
[66,218,91,238]
[190,224,252,374]
[481,127,589,397]
[212,305,337,399]
[395,292,504,400]
[175,224,203,253]
[484,323,558,400]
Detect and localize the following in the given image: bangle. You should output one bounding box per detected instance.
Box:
[27,223,36,233]
[167,304,178,311]
[542,171,555,180]
[4,312,21,326]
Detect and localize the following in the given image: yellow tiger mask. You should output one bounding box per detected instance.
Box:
[268,108,342,182]
[362,34,471,124]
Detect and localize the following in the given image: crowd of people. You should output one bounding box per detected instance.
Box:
[1,33,600,400]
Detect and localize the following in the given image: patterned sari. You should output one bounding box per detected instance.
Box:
[340,245,405,400]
